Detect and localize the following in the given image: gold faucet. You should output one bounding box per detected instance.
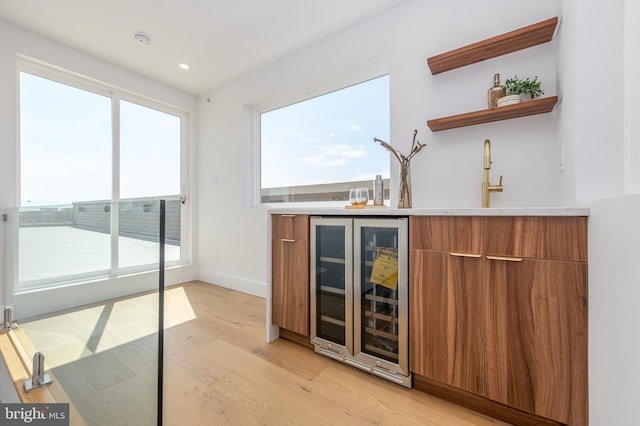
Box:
[482,139,503,208]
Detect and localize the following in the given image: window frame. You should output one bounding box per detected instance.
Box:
[250,60,390,206]
[16,57,191,282]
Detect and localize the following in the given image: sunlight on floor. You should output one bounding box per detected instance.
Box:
[18,286,196,370]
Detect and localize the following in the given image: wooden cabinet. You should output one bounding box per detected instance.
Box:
[271,214,310,336]
[410,249,484,395]
[484,257,587,424]
[410,216,485,395]
[410,216,588,425]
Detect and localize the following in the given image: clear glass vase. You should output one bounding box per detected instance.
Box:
[398,161,412,208]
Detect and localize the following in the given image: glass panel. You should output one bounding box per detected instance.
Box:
[120,100,181,263]
[359,226,400,363]
[19,72,112,206]
[260,75,390,203]
[5,201,163,426]
[118,199,179,270]
[17,202,111,288]
[3,208,18,328]
[315,225,346,345]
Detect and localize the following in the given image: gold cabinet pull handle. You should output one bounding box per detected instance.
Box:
[281,214,296,218]
[281,238,296,243]
[485,255,523,262]
[449,252,482,258]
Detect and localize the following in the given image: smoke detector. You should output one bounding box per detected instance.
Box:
[133,32,151,46]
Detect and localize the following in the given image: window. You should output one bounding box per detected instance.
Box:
[18,61,186,288]
[259,74,390,203]
[20,72,112,205]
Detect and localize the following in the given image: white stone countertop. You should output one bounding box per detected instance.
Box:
[267,205,590,216]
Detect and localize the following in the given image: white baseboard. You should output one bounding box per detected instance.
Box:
[165,265,198,286]
[14,272,159,320]
[13,265,198,320]
[197,268,266,298]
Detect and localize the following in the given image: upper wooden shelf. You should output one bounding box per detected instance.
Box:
[427,17,559,74]
[427,96,558,132]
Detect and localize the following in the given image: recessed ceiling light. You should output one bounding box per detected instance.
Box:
[179,63,190,70]
[133,32,151,46]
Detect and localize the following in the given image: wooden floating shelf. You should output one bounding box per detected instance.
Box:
[427,17,559,74]
[427,96,558,132]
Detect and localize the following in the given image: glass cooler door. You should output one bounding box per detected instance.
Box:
[310,217,353,356]
[353,218,408,375]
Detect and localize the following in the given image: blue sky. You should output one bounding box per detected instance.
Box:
[260,75,390,188]
[20,72,180,206]
[20,71,388,205]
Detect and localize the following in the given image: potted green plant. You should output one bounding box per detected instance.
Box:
[504,75,545,102]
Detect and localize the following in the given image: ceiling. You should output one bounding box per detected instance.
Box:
[0,0,410,96]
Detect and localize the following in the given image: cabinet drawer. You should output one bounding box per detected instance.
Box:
[484,216,588,262]
[272,214,310,240]
[410,216,483,253]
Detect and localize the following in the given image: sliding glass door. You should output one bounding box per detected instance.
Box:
[17,64,185,295]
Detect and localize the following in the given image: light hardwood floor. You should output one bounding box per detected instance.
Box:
[162,281,510,426]
[18,281,511,425]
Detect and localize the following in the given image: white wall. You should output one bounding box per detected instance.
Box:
[582,0,640,424]
[573,1,626,202]
[588,195,640,426]
[196,0,560,297]
[557,0,578,205]
[0,19,199,308]
[625,0,640,194]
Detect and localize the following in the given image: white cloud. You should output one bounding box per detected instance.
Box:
[299,144,366,167]
[348,124,362,132]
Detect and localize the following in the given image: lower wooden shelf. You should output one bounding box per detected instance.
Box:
[427,96,558,132]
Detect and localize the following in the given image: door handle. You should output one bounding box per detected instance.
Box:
[449,252,482,258]
[281,238,296,243]
[485,255,523,262]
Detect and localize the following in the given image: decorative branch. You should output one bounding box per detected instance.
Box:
[374,129,426,165]
[374,129,426,209]
[373,137,402,163]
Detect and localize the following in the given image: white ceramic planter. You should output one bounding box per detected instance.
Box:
[497,94,520,107]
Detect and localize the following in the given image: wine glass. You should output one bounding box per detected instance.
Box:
[356,187,369,205]
[349,189,358,205]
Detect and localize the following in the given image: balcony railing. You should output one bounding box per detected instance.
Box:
[19,197,180,243]
[261,179,390,203]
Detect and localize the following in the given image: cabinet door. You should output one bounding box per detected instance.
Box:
[484,216,588,262]
[410,249,485,395]
[272,237,309,336]
[484,257,588,425]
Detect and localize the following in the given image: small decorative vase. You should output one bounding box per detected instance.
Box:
[398,161,412,208]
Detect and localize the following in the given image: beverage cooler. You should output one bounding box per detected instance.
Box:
[310,216,410,387]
